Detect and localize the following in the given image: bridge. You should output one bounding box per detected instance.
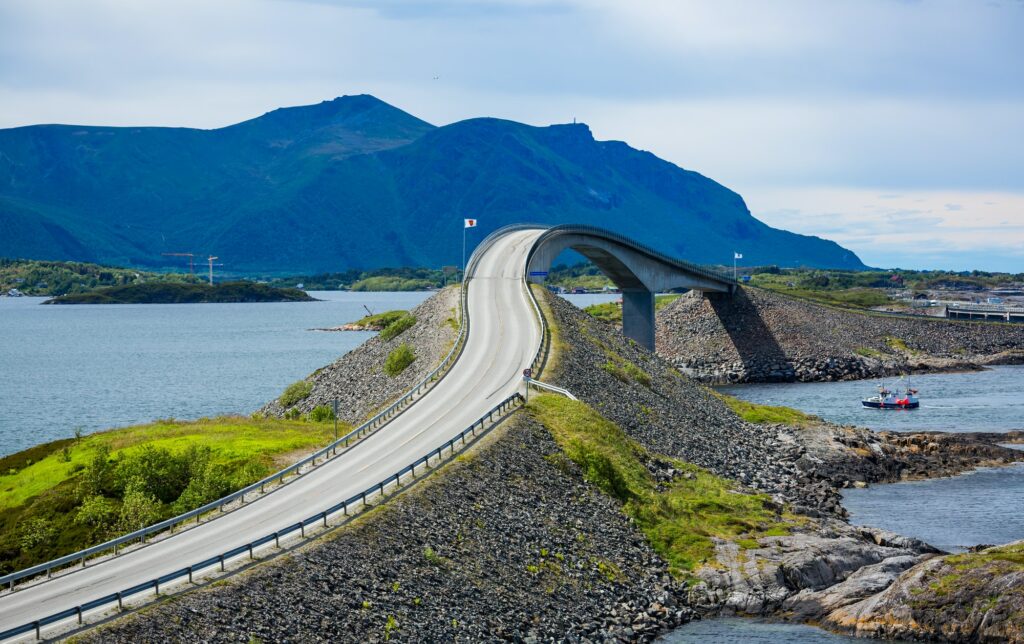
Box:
[0,225,732,640]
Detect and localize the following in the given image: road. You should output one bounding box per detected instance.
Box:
[0,228,544,634]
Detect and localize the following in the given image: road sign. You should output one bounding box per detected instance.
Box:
[522,368,532,379]
[528,271,548,277]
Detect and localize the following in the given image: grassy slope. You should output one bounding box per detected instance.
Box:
[0,258,194,296]
[714,392,819,427]
[0,415,345,572]
[527,395,800,578]
[583,294,682,325]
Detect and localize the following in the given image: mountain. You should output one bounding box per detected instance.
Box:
[0,95,865,273]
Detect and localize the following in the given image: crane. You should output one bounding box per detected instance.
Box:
[161,252,195,276]
[205,256,223,286]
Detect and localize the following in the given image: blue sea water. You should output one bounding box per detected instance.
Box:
[719,366,1024,433]
[0,292,429,456]
[660,617,861,643]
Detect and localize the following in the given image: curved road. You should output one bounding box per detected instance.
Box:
[0,228,544,635]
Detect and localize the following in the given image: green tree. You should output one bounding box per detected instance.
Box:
[75,495,119,537]
[116,477,162,533]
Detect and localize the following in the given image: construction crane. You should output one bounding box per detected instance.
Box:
[205,256,222,286]
[161,252,195,276]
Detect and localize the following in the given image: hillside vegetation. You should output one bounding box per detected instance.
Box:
[0,258,194,296]
[44,281,314,304]
[0,95,863,273]
[0,415,346,573]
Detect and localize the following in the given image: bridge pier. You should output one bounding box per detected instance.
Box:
[622,289,655,351]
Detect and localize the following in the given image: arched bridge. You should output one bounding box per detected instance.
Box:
[475,224,737,351]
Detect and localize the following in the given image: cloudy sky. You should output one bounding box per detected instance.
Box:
[2,0,1022,271]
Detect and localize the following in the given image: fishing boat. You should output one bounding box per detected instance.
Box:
[862,381,919,409]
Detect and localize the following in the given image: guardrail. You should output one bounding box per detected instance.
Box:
[524,378,577,400]
[0,392,525,642]
[0,281,473,592]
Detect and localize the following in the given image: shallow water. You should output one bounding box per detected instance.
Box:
[660,617,860,643]
[843,462,1024,552]
[0,292,429,455]
[720,366,1024,432]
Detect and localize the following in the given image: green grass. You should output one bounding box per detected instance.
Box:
[714,392,817,427]
[379,314,416,341]
[351,310,408,329]
[44,282,313,305]
[0,415,348,572]
[279,380,313,407]
[351,276,436,292]
[527,395,799,577]
[583,294,682,326]
[854,347,885,358]
[384,343,416,376]
[885,336,911,352]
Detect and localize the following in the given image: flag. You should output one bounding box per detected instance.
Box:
[464,218,477,228]
[734,252,743,259]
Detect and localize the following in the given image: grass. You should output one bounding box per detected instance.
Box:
[351,310,408,330]
[854,346,885,358]
[0,415,348,572]
[384,344,416,376]
[279,380,313,407]
[527,395,799,577]
[379,314,416,341]
[583,294,682,326]
[714,392,818,427]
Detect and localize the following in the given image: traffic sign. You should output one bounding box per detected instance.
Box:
[522,368,532,379]
[528,271,548,277]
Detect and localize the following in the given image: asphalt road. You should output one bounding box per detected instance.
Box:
[0,228,544,634]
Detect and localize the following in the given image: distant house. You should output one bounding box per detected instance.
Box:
[889,274,904,286]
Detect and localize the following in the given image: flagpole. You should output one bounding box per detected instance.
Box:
[733,253,737,281]
[462,225,466,282]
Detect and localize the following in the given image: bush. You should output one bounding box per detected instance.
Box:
[279,380,313,407]
[384,344,416,377]
[379,314,416,341]
[308,404,336,422]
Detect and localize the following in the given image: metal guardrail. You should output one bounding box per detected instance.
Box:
[0,225,568,639]
[524,378,577,400]
[0,392,525,642]
[0,281,473,592]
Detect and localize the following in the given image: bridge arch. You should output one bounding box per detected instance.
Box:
[470,224,736,351]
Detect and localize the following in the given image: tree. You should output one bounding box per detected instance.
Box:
[116,477,161,534]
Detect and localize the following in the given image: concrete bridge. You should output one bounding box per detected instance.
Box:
[522,224,737,350]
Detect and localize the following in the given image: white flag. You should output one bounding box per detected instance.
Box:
[734,252,743,259]
[464,218,477,228]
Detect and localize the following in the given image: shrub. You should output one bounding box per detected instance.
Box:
[308,405,336,422]
[379,314,416,341]
[384,344,416,377]
[279,380,313,407]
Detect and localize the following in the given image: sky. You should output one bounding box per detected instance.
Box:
[1,0,1022,271]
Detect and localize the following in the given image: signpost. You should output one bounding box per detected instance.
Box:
[523,368,532,402]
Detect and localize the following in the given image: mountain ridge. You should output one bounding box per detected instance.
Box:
[0,95,865,273]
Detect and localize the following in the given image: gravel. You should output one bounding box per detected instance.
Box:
[260,287,460,422]
[84,415,694,643]
[657,287,1024,383]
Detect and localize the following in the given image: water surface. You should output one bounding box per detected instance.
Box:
[720,366,1024,432]
[843,463,1024,552]
[0,292,429,455]
[661,617,859,643]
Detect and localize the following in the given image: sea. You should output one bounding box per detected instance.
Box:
[2,291,1019,642]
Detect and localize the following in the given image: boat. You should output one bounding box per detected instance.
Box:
[862,382,919,409]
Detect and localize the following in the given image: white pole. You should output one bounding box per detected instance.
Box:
[733,254,737,281]
[462,225,466,282]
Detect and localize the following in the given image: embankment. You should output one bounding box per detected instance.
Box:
[657,287,1024,383]
[80,288,1024,642]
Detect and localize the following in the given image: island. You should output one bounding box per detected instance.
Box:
[43,281,316,304]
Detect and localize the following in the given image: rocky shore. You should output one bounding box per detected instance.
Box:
[260,287,459,423]
[81,288,1024,642]
[657,287,1024,383]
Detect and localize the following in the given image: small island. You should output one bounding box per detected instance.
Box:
[43,281,316,304]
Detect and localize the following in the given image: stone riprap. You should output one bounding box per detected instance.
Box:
[540,290,843,517]
[656,287,1024,383]
[260,287,459,423]
[84,415,694,643]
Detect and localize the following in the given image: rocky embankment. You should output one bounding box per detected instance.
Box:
[826,541,1024,642]
[260,287,459,423]
[83,288,1024,642]
[657,287,1024,383]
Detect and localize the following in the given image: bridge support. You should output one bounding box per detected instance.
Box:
[622,289,655,351]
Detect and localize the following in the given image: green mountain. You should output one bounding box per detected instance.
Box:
[0,95,865,272]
